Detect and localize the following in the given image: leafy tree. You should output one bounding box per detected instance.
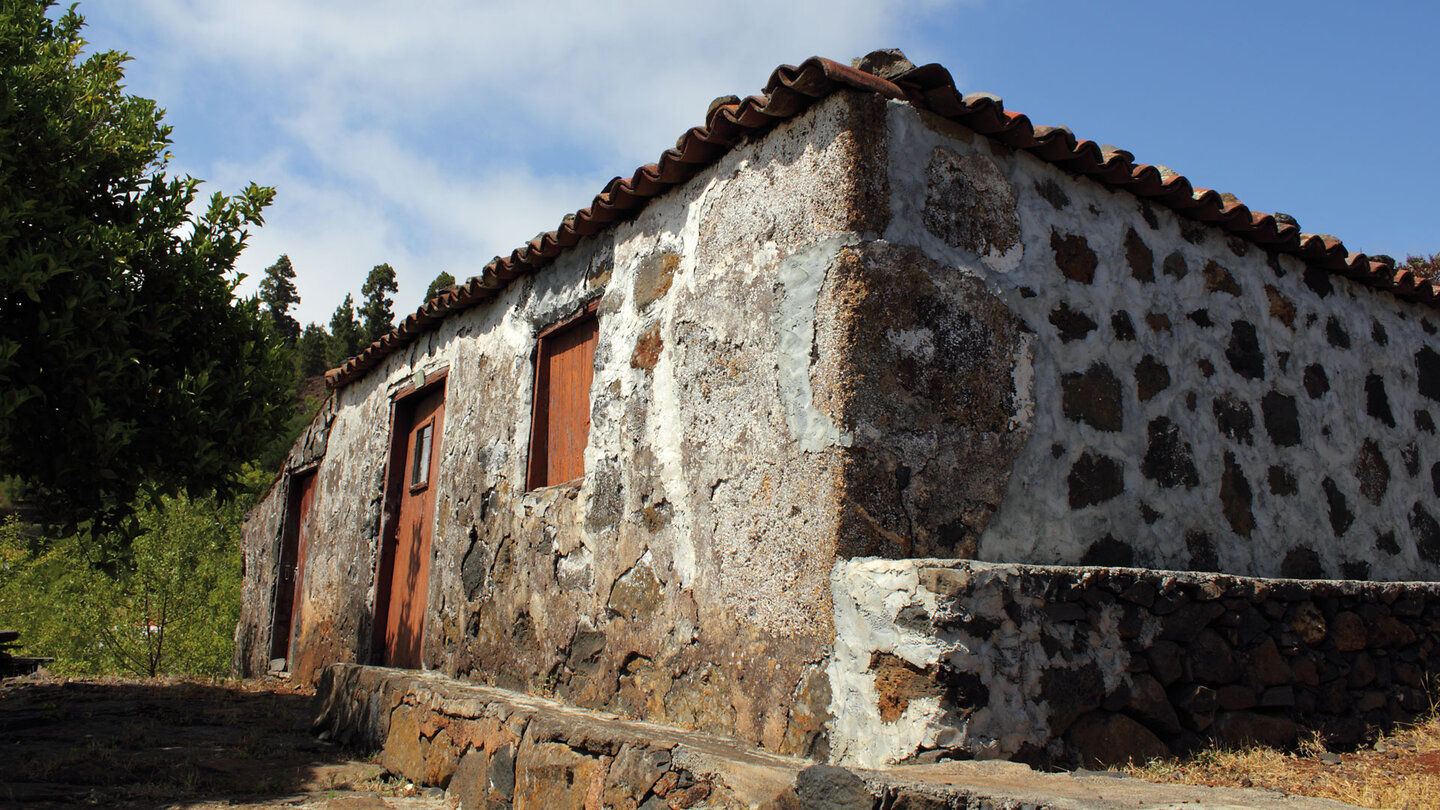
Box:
[0,482,253,677]
[296,323,331,377]
[328,293,362,367]
[359,262,398,345]
[425,271,456,302]
[259,254,301,344]
[1403,252,1439,281]
[0,1,290,531]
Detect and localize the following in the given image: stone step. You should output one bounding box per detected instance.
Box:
[314,663,1360,810]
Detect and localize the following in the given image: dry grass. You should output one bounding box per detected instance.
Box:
[1125,717,1440,809]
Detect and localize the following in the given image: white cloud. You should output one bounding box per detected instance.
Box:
[81,0,965,324]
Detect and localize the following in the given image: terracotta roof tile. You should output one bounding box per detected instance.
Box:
[325,56,1422,388]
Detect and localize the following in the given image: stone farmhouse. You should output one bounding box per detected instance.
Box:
[236,51,1440,771]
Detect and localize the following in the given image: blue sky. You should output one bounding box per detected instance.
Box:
[79,1,1439,327]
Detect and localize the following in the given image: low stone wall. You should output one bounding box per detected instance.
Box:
[828,559,1440,768]
[315,664,810,809]
[313,663,1355,810]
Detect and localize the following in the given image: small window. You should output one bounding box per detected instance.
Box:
[527,305,598,489]
[410,420,433,490]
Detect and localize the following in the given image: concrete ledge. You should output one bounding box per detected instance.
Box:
[314,663,1360,809]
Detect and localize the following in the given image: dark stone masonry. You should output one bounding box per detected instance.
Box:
[870,561,1440,768]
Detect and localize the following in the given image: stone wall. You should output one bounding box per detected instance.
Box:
[239,90,922,757]
[316,663,1363,810]
[881,100,1440,581]
[315,664,807,810]
[233,395,337,678]
[240,73,1440,767]
[829,558,1440,768]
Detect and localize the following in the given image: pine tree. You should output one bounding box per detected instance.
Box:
[296,323,331,377]
[359,263,398,345]
[328,294,361,367]
[425,271,456,303]
[258,254,300,344]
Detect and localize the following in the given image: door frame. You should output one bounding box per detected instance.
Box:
[370,367,448,666]
[269,464,318,669]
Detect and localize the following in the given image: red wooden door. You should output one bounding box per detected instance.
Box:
[271,470,316,664]
[528,314,597,488]
[379,385,444,668]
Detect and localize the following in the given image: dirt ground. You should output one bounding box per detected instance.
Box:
[7,674,1440,809]
[0,674,449,810]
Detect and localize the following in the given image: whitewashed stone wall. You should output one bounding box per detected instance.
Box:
[238,91,895,757]
[882,101,1440,581]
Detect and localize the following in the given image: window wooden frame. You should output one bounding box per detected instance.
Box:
[408,417,435,492]
[526,299,600,491]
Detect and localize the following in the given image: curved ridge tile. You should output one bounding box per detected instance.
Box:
[325,54,1428,388]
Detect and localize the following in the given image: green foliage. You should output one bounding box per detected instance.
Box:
[1403,253,1439,281]
[259,254,300,344]
[358,262,398,345]
[0,1,290,531]
[296,322,331,377]
[424,271,456,303]
[0,480,258,677]
[327,293,362,367]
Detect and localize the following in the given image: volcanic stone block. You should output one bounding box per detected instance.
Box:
[1041,663,1105,736]
[1061,364,1123,431]
[1212,395,1255,445]
[1203,260,1241,295]
[1325,316,1351,349]
[1051,230,1097,283]
[1081,534,1134,566]
[924,147,1022,259]
[1142,417,1199,489]
[1281,548,1322,579]
[1111,310,1136,341]
[1066,713,1171,767]
[1303,364,1330,398]
[1187,630,1240,684]
[1261,392,1300,447]
[1124,674,1181,735]
[1322,478,1354,537]
[1354,439,1390,506]
[1367,374,1396,427]
[1418,347,1440,402]
[1185,530,1219,572]
[1134,356,1170,402]
[1050,303,1098,342]
[1265,285,1296,328]
[1304,265,1333,297]
[1220,453,1254,537]
[1172,684,1217,731]
[1225,321,1265,380]
[1210,712,1303,749]
[1267,465,1297,496]
[1125,227,1154,282]
[1411,503,1440,564]
[1162,250,1188,280]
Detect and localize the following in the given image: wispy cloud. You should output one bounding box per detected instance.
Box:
[81,1,963,324]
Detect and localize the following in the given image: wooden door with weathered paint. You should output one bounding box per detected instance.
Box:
[379,384,444,669]
[270,469,316,666]
[528,315,597,488]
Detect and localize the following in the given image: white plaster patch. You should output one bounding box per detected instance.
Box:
[884,327,936,362]
[775,235,859,452]
[1009,332,1036,432]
